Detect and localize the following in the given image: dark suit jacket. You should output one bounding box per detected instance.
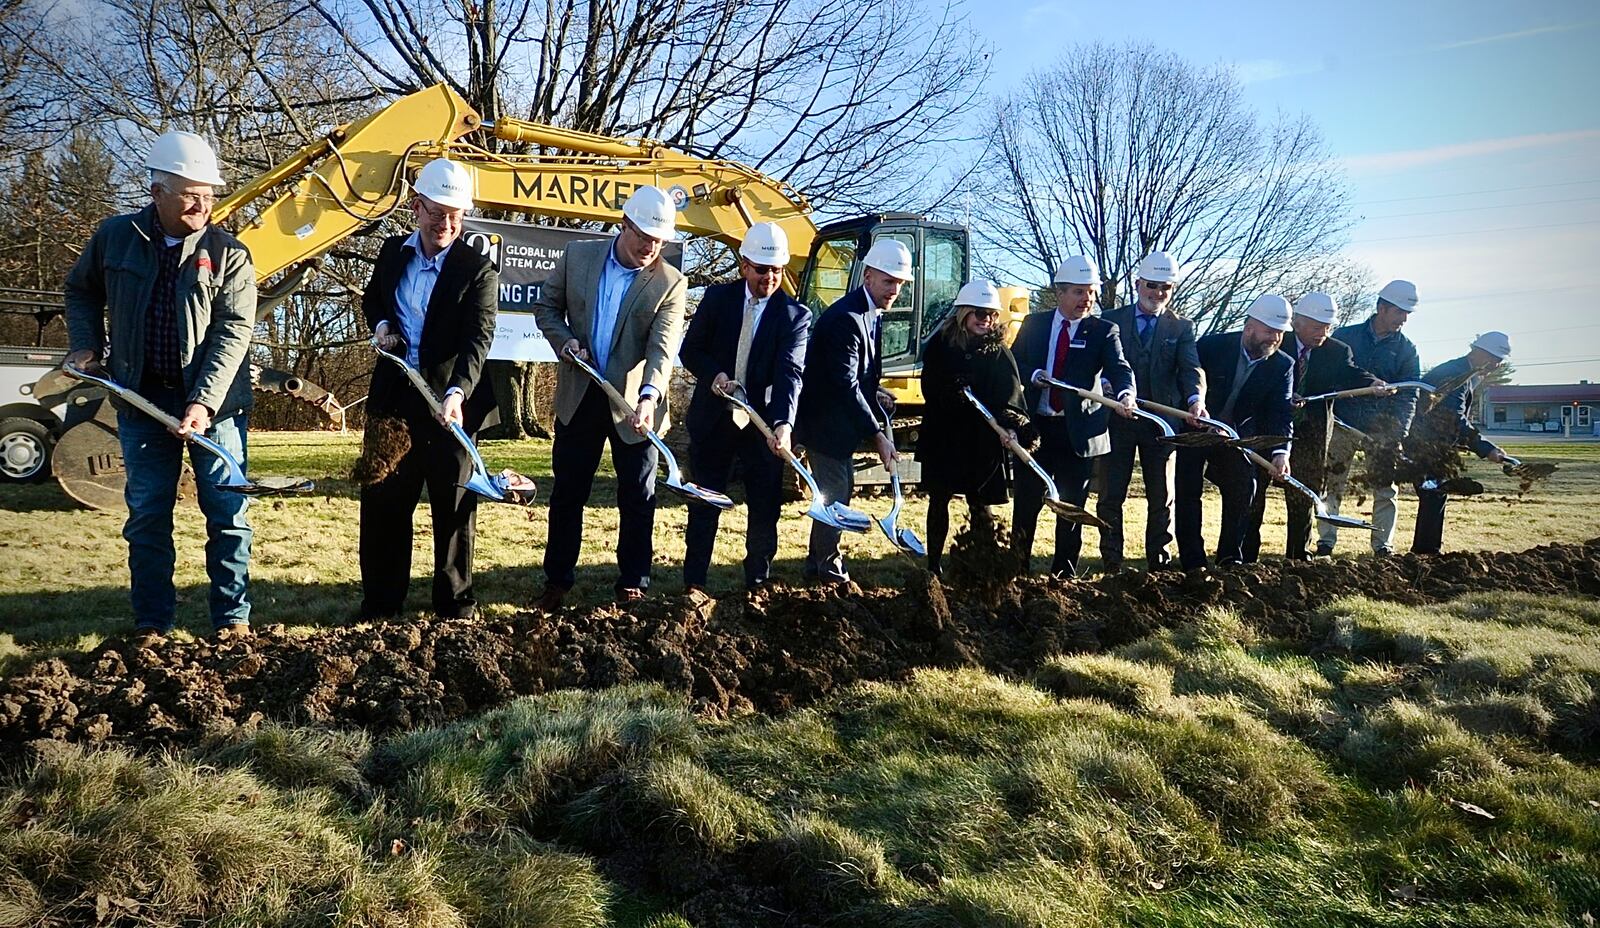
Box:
[1102,303,1202,415]
[1286,334,1379,397]
[362,234,500,431]
[1011,310,1135,457]
[1196,331,1294,455]
[681,282,811,440]
[796,288,883,458]
[1284,334,1376,470]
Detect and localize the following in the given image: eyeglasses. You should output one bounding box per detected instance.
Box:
[415,198,464,223]
[972,310,1000,320]
[164,189,216,208]
[1141,281,1174,292]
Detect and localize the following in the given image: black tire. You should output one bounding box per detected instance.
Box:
[0,417,53,483]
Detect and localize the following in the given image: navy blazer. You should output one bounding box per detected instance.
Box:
[680,281,811,439]
[1011,310,1135,457]
[1285,333,1378,398]
[362,234,500,431]
[1196,331,1293,454]
[796,288,884,459]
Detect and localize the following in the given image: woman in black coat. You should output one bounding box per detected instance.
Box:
[918,280,1034,576]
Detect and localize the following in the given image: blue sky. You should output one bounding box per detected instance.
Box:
[972,0,1600,384]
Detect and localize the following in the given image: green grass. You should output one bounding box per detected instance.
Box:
[2,434,1595,670]
[5,591,1597,926]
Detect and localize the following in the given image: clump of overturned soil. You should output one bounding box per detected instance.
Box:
[349,416,411,485]
[3,539,1597,758]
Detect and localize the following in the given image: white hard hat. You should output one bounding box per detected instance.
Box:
[1294,292,1338,324]
[1245,294,1293,332]
[739,222,790,266]
[954,279,1003,311]
[621,186,678,240]
[1053,255,1101,286]
[863,239,914,281]
[146,130,225,187]
[1471,331,1512,359]
[1377,279,1419,312]
[413,158,476,210]
[1134,251,1180,283]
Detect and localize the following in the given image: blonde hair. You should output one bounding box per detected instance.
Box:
[939,303,987,351]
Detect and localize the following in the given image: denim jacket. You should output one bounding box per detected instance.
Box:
[1332,317,1420,441]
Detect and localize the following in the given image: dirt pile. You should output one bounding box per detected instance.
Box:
[3,538,1597,758]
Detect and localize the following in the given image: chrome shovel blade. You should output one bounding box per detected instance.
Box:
[821,500,874,533]
[1316,512,1371,529]
[1163,431,1231,448]
[667,478,735,510]
[877,473,925,556]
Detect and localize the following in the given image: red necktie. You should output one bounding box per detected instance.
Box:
[1049,320,1071,411]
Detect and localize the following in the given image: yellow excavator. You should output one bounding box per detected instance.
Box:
[213,83,1029,437]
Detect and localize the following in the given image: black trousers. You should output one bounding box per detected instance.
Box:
[543,387,658,591]
[1244,444,1327,562]
[1011,418,1095,576]
[1412,483,1448,554]
[1175,445,1258,570]
[359,414,478,618]
[683,416,785,588]
[1097,420,1176,566]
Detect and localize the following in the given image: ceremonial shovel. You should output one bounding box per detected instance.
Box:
[1031,372,1179,440]
[1238,446,1372,529]
[715,382,871,533]
[963,387,1106,528]
[1133,397,1290,452]
[372,343,537,506]
[564,348,733,510]
[874,418,925,556]
[57,365,314,495]
[1298,380,1435,404]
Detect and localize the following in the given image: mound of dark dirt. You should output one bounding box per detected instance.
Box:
[3,539,1597,759]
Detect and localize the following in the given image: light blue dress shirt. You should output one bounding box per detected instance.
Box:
[591,241,642,374]
[395,231,452,368]
[392,232,463,399]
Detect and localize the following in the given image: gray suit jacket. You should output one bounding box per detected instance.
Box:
[1102,303,1201,421]
[534,237,687,443]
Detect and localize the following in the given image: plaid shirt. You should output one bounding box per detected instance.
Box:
[145,238,183,383]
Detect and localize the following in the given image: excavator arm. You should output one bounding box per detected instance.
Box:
[213,83,818,287]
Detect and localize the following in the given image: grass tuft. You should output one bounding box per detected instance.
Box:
[1034,654,1173,712]
[1341,700,1508,787]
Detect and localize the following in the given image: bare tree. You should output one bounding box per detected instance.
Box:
[307,0,990,216]
[975,43,1360,332]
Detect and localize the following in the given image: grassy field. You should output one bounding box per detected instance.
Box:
[0,435,1595,658]
[3,592,1597,926]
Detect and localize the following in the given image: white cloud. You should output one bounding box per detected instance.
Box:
[1234,58,1322,84]
[1434,21,1596,51]
[1341,129,1600,175]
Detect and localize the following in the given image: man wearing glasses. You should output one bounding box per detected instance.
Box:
[679,223,810,597]
[1096,252,1203,572]
[535,186,687,608]
[65,131,257,642]
[360,158,500,621]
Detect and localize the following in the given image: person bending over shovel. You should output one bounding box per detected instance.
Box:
[64,131,256,643]
[1406,332,1511,556]
[356,158,499,621]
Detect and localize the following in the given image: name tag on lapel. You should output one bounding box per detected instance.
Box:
[764,385,774,403]
[1070,339,1087,349]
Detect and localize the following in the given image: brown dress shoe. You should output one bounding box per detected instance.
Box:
[615,587,645,604]
[535,585,568,612]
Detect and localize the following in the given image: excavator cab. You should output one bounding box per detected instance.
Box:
[796,214,970,411]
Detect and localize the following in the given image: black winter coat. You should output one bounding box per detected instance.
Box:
[917,330,1031,502]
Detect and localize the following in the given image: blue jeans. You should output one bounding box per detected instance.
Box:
[118,388,252,632]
